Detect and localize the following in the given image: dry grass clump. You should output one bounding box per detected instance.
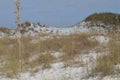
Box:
[0,33,99,77]
[0,37,36,77]
[95,32,120,76]
[27,33,99,68]
[38,33,99,61]
[30,53,55,69]
[0,38,19,77]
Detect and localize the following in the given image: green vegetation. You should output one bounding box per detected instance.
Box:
[85,12,120,26]
[21,21,31,28]
[0,27,11,34]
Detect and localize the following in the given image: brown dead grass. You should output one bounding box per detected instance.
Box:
[38,33,99,66]
[0,33,99,77]
[95,31,120,76]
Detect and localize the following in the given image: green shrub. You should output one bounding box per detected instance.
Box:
[0,27,10,34]
[85,12,120,26]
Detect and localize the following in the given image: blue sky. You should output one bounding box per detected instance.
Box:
[0,0,120,28]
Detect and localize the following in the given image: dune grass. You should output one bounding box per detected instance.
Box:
[0,33,99,77]
[95,32,120,76]
[38,33,98,60]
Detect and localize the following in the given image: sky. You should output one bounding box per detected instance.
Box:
[0,0,120,29]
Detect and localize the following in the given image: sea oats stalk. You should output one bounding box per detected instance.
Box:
[14,0,23,73]
[14,0,21,28]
